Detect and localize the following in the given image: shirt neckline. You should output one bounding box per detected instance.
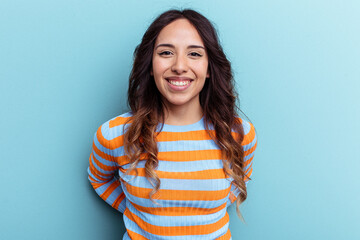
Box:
[159,116,205,132]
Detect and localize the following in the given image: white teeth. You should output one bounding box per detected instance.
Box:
[169,80,190,86]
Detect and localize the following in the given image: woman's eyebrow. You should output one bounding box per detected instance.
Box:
[155,43,205,49]
[188,45,205,49]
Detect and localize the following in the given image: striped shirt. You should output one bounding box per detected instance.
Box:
[87,112,257,239]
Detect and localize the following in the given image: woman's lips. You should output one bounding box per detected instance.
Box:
[165,77,193,91]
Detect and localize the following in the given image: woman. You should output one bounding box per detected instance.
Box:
[88,9,257,239]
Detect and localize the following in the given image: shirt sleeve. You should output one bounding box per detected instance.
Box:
[228,120,257,206]
[87,123,126,213]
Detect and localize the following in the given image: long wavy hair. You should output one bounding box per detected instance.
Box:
[124,9,249,220]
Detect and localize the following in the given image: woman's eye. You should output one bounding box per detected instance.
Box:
[189,52,202,57]
[158,51,172,56]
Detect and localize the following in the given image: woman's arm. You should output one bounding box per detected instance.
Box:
[228,119,257,206]
[87,123,126,213]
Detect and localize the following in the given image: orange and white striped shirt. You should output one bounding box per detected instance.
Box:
[88,112,257,239]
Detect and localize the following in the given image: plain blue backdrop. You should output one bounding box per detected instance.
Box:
[1,0,359,239]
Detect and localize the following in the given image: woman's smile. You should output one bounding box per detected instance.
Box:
[165,76,193,90]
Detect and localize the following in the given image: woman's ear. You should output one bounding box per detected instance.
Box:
[150,68,153,76]
[206,70,210,78]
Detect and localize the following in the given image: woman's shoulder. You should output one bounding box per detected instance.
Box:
[236,117,255,135]
[95,112,133,143]
[105,111,133,129]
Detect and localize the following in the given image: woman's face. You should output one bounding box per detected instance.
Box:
[152,19,209,110]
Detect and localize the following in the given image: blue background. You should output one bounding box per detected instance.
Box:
[1,0,359,239]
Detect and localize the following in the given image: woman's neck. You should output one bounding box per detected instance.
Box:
[162,100,203,126]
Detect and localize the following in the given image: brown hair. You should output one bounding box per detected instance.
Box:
[124,9,249,220]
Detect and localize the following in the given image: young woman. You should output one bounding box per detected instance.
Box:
[88,9,257,240]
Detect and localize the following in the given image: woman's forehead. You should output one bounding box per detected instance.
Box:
[155,19,205,47]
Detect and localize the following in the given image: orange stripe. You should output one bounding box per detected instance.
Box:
[89,154,108,182]
[88,168,110,185]
[242,122,256,146]
[92,139,130,166]
[89,166,112,182]
[156,130,213,142]
[88,175,97,183]
[126,168,228,180]
[244,140,257,156]
[91,152,118,172]
[88,176,107,189]
[100,181,120,200]
[124,208,229,236]
[215,228,231,240]
[229,191,237,204]
[89,159,114,180]
[109,116,132,128]
[244,163,253,182]
[92,139,113,161]
[124,184,230,201]
[95,127,124,150]
[96,146,222,164]
[157,149,222,162]
[157,127,253,145]
[131,201,227,216]
[244,160,253,175]
[243,154,253,169]
[127,229,148,240]
[112,192,126,209]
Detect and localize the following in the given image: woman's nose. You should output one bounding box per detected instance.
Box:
[171,54,188,74]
